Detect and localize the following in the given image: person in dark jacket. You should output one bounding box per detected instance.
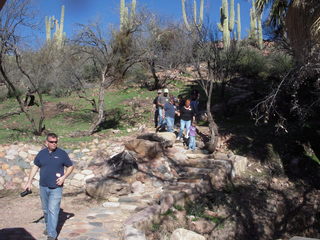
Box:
[163,97,178,132]
[177,99,195,140]
[153,89,162,128]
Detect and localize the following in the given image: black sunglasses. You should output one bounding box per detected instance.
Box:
[48,141,58,144]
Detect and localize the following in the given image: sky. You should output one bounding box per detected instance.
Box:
[30,0,264,43]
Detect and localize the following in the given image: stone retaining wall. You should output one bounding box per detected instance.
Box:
[0,139,126,190]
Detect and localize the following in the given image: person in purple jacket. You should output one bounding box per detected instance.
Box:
[188,121,197,150]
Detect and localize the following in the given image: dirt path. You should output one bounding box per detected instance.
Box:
[0,189,99,240]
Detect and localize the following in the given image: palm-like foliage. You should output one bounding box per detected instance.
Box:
[256,0,320,63]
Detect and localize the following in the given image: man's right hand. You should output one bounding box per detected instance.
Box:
[24,182,31,191]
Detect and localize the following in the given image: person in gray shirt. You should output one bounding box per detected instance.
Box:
[156,88,169,130]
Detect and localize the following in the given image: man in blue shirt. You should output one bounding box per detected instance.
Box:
[24,133,74,240]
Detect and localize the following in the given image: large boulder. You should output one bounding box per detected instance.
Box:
[170,228,205,240]
[86,177,130,199]
[137,133,173,147]
[125,139,164,159]
[156,132,176,145]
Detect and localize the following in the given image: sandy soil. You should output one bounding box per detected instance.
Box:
[0,188,99,230]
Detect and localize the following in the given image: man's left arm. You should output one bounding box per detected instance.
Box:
[57,165,74,186]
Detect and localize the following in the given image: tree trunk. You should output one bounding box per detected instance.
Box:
[150,60,161,90]
[0,63,43,135]
[206,81,219,153]
[87,68,107,135]
[15,53,46,135]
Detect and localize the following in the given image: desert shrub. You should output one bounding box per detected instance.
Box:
[236,47,270,79]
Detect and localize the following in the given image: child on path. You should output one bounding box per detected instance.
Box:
[188,122,197,150]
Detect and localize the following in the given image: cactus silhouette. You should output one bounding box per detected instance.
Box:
[120,0,136,31]
[181,0,204,31]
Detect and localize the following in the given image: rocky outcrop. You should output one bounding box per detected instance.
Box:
[170,228,205,240]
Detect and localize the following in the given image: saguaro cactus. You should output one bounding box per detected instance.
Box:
[217,0,235,49]
[120,0,136,31]
[237,3,241,41]
[45,5,66,48]
[54,5,65,48]
[181,0,204,31]
[45,16,55,42]
[250,0,263,49]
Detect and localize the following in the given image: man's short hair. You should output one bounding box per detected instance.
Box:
[47,133,58,140]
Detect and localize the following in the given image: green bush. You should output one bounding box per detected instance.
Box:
[235,46,293,80]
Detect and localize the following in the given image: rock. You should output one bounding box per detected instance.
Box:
[108,196,119,202]
[0,152,5,158]
[137,133,173,147]
[125,139,164,159]
[5,155,15,160]
[0,176,5,186]
[70,179,83,187]
[73,173,85,181]
[124,225,147,240]
[112,129,121,134]
[230,155,248,176]
[27,150,38,155]
[18,151,28,159]
[84,174,95,182]
[189,219,215,234]
[120,204,138,211]
[86,177,130,199]
[82,148,90,153]
[131,181,144,194]
[2,164,9,170]
[102,202,120,208]
[208,163,231,190]
[156,132,176,145]
[81,169,93,175]
[166,147,188,163]
[186,153,210,159]
[170,228,205,240]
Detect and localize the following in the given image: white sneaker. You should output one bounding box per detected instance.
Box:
[176,137,180,141]
[185,135,189,139]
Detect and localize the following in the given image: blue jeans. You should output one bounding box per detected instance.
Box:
[165,117,174,132]
[40,186,63,239]
[158,108,164,127]
[178,119,191,138]
[189,136,196,150]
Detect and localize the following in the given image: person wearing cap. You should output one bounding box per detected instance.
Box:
[153,89,162,128]
[156,88,169,129]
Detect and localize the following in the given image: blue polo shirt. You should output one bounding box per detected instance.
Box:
[34,148,73,188]
[164,102,176,118]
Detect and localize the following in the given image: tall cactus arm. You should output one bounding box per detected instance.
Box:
[120,0,125,30]
[182,0,191,31]
[131,0,136,20]
[193,0,197,25]
[199,0,204,28]
[229,0,235,31]
[257,12,263,49]
[237,3,241,40]
[59,5,65,40]
[45,16,51,41]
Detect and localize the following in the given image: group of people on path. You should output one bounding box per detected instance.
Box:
[153,88,200,150]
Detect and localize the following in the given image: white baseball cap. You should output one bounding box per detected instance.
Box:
[157,89,162,93]
[163,88,169,93]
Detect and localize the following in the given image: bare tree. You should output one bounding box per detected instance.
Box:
[142,18,193,90]
[0,0,46,135]
[192,27,241,152]
[74,21,145,135]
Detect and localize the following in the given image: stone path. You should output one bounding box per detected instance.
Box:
[1,198,148,240]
